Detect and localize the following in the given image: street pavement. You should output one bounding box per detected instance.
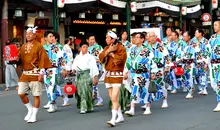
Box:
[0,83,220,130]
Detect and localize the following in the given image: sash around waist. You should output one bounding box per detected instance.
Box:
[131,69,149,74]
[105,71,123,78]
[211,59,220,64]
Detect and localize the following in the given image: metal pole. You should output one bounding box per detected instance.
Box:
[53,0,59,32]
[209,1,213,35]
[0,0,8,83]
[179,4,182,29]
[126,0,131,41]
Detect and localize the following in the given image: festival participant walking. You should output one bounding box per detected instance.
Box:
[99,31,127,127]
[86,33,104,107]
[209,21,220,112]
[17,27,52,123]
[72,41,99,114]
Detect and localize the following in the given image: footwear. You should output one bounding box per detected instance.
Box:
[171,89,177,94]
[47,104,56,113]
[161,99,169,108]
[124,110,134,116]
[24,102,33,121]
[115,107,124,123]
[203,89,208,95]
[27,107,38,123]
[80,110,86,114]
[213,103,220,112]
[4,87,9,91]
[107,120,115,127]
[185,93,193,99]
[183,87,187,92]
[43,102,50,109]
[62,97,71,107]
[141,105,146,109]
[95,97,104,107]
[167,85,172,91]
[107,110,117,127]
[198,90,204,95]
[95,103,104,107]
[115,117,124,123]
[143,107,152,115]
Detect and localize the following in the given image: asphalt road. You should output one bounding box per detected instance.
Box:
[0,83,220,130]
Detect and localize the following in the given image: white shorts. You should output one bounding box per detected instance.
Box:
[105,83,121,89]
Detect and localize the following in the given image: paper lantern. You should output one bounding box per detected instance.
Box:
[60,12,66,18]
[64,84,76,95]
[131,2,137,13]
[112,14,119,20]
[57,0,65,8]
[144,16,149,21]
[79,13,85,19]
[175,67,184,76]
[212,0,218,9]
[182,7,187,15]
[4,44,19,61]
[96,13,103,19]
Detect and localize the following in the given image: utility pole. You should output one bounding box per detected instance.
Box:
[126,0,131,41]
[209,1,213,35]
[0,0,8,83]
[179,4,183,29]
[53,0,59,32]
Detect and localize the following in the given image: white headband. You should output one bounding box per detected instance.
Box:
[26,26,38,34]
[107,31,117,39]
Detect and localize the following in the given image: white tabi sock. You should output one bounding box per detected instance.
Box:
[27,107,38,123]
[110,110,118,122]
[115,107,124,123]
[24,102,33,121]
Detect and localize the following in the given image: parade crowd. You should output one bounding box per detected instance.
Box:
[3,20,220,127]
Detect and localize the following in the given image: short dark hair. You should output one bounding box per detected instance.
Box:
[172,31,179,37]
[131,32,137,37]
[86,33,96,40]
[196,28,204,36]
[175,27,182,32]
[167,27,173,31]
[135,32,145,39]
[120,29,127,36]
[64,38,70,44]
[79,40,89,47]
[44,31,53,38]
[53,32,60,42]
[184,31,192,38]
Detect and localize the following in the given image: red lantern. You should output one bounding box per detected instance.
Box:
[64,84,76,96]
[3,44,18,61]
[175,67,184,76]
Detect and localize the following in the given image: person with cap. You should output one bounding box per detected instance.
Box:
[17,27,52,123]
[99,31,127,127]
[72,41,99,114]
[86,33,104,107]
[42,31,71,113]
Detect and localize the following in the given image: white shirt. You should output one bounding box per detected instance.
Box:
[72,52,99,79]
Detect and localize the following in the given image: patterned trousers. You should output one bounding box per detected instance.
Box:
[210,63,220,102]
[182,63,195,93]
[44,68,60,104]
